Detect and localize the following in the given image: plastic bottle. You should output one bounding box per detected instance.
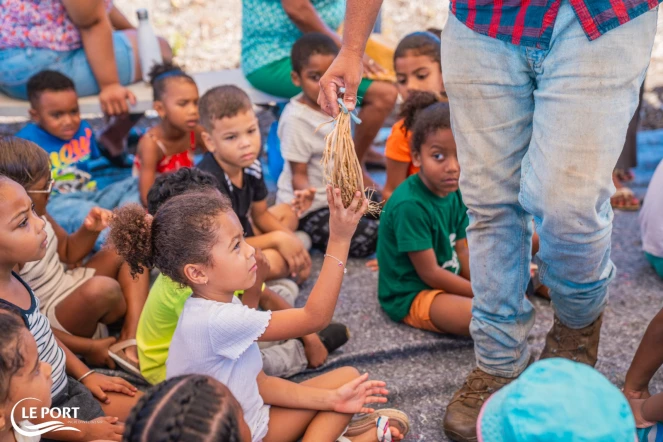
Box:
[136,8,163,83]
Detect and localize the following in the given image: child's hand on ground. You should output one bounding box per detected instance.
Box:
[291,187,317,217]
[629,398,656,428]
[84,336,118,369]
[332,373,388,414]
[327,186,368,244]
[302,334,329,368]
[83,207,112,232]
[365,258,379,272]
[274,231,312,280]
[81,372,138,403]
[82,416,124,442]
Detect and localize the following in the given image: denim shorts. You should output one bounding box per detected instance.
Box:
[0,31,135,99]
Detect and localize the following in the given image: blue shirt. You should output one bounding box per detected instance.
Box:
[16,121,102,192]
[638,423,663,442]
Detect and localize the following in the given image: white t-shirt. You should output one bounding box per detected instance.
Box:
[276,95,333,217]
[640,160,663,258]
[166,296,272,442]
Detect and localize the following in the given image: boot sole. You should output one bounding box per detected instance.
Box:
[444,428,478,442]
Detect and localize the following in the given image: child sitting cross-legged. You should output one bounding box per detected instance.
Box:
[0,174,141,441]
[197,85,312,284]
[0,137,149,376]
[109,187,410,442]
[136,167,349,385]
[377,100,473,336]
[15,70,139,246]
[122,375,252,442]
[275,33,379,258]
[133,62,206,206]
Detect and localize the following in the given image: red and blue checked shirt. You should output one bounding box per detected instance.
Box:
[450,0,660,49]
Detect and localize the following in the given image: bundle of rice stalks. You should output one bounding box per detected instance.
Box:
[320,109,382,217]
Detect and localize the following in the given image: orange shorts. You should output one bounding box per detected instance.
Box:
[403,289,444,333]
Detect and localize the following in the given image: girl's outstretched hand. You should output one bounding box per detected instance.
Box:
[327,186,368,243]
[332,373,388,414]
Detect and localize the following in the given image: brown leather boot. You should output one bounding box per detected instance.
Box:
[443,367,515,442]
[539,313,603,367]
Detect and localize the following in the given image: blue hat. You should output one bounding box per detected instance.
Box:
[477,358,636,442]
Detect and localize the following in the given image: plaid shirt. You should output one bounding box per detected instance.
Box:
[450,0,661,49]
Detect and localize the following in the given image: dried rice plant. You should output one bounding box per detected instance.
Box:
[320,110,382,216]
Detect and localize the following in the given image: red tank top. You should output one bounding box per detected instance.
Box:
[134,131,196,175]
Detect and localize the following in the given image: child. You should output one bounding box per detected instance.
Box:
[476,358,638,441]
[0,305,53,442]
[638,159,663,279]
[137,167,348,385]
[15,70,139,245]
[197,85,312,283]
[109,189,409,442]
[0,175,141,441]
[275,33,379,258]
[123,374,252,442]
[0,137,149,375]
[383,31,445,201]
[133,63,204,206]
[377,101,473,336]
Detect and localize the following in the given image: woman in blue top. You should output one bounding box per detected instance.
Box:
[241,0,397,189]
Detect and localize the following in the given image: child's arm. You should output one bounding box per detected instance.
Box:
[57,336,137,402]
[251,199,292,234]
[455,239,471,281]
[136,135,161,207]
[259,188,367,341]
[52,329,117,368]
[408,249,473,298]
[290,162,317,216]
[257,370,387,413]
[47,210,110,266]
[383,158,410,201]
[642,392,663,423]
[624,308,663,399]
[246,230,311,278]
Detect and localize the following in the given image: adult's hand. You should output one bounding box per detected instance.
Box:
[99,83,136,115]
[317,48,364,117]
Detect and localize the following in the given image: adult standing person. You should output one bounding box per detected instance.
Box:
[0,0,171,152]
[241,0,398,189]
[318,0,658,441]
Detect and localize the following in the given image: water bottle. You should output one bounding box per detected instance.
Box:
[136,9,163,83]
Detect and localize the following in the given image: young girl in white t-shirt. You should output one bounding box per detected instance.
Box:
[109,187,410,442]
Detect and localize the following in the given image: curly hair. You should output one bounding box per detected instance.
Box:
[0,305,27,405]
[291,32,339,73]
[108,191,232,284]
[26,70,76,108]
[394,31,441,66]
[0,137,51,189]
[123,375,244,442]
[148,62,196,102]
[410,101,452,154]
[400,90,446,137]
[146,168,219,216]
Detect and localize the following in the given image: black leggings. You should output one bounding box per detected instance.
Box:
[299,208,379,258]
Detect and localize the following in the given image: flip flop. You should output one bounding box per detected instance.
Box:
[338,416,400,442]
[345,409,410,438]
[611,187,640,211]
[108,339,141,377]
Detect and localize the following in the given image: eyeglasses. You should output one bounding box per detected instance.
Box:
[27,179,54,194]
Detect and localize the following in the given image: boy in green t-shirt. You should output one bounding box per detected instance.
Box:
[137,168,349,384]
[377,101,473,336]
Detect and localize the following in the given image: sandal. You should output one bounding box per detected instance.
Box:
[345,409,410,438]
[108,339,141,377]
[611,187,640,211]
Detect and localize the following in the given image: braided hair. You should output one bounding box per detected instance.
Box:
[123,375,244,442]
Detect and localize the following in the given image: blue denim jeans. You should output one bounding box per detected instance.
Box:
[441,1,657,377]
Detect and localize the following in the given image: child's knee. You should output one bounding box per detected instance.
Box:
[84,276,125,310]
[335,366,361,383]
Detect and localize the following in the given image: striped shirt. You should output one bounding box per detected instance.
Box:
[6,272,68,398]
[450,0,661,49]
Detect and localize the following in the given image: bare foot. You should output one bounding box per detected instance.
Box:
[349,426,403,442]
[98,113,142,157]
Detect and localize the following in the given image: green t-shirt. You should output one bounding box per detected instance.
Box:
[377,174,469,322]
[137,275,249,384]
[137,274,191,385]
